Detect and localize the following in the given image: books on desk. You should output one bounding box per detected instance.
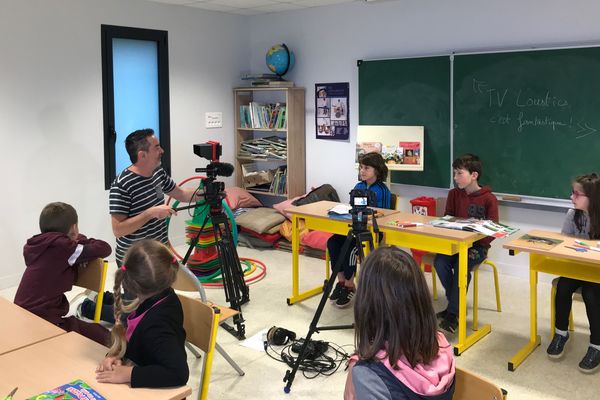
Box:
[429,216,518,238]
[26,379,106,399]
[328,204,352,220]
[510,234,564,251]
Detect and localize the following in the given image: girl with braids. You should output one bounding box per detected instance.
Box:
[95,239,189,387]
[344,246,455,400]
[547,173,600,374]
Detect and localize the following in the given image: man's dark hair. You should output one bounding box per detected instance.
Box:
[358,152,388,181]
[39,202,78,234]
[452,153,482,180]
[125,129,154,164]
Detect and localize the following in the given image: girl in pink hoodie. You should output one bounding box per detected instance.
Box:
[344,246,455,400]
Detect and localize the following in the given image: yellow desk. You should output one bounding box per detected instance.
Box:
[0,296,65,355]
[285,201,398,305]
[503,229,600,371]
[377,212,487,355]
[0,331,192,400]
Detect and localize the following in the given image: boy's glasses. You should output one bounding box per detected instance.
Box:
[571,190,587,198]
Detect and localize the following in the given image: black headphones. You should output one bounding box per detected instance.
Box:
[267,326,297,346]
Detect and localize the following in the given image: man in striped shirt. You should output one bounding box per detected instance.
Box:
[110,129,199,265]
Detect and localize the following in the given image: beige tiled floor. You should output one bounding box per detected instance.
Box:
[2,246,597,399]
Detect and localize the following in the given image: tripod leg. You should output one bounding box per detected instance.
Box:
[212,214,248,339]
[283,230,356,393]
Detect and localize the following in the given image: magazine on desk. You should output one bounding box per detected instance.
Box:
[26,379,106,400]
[429,216,519,238]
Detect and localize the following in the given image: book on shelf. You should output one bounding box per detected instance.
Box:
[251,80,295,87]
[242,102,287,129]
[238,137,287,160]
[241,72,280,80]
[26,379,106,400]
[429,216,519,238]
[269,165,288,195]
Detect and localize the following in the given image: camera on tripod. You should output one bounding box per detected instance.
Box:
[349,188,376,210]
[194,141,234,206]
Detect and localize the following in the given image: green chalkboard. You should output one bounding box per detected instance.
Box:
[454,48,600,199]
[359,57,450,188]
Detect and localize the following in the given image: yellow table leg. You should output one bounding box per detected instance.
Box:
[508,256,541,370]
[287,215,325,305]
[454,243,492,355]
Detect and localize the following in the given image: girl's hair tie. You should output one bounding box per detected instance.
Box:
[172,255,179,267]
[120,265,127,271]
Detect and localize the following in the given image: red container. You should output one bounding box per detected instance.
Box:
[410,196,437,272]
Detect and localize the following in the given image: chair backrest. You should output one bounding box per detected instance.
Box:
[177,294,220,400]
[390,193,398,210]
[173,264,208,301]
[178,294,219,353]
[74,258,106,293]
[454,367,505,400]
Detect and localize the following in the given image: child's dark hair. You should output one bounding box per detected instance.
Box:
[452,153,482,180]
[108,239,179,358]
[359,152,388,181]
[353,246,439,368]
[573,173,600,239]
[125,128,155,164]
[39,202,78,234]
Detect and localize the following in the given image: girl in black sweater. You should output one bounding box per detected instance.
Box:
[95,239,188,388]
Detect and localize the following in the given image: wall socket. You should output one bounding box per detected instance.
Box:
[205,112,223,128]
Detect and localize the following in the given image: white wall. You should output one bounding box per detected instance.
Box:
[0,0,247,288]
[247,0,600,279]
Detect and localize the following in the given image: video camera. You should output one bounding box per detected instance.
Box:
[348,188,377,232]
[194,141,234,207]
[194,141,234,179]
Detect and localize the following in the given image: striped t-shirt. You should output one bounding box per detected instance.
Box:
[109,167,176,264]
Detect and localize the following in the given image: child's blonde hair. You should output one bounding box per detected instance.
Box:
[108,239,179,358]
[353,246,439,368]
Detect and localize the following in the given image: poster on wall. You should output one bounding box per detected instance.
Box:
[315,82,349,140]
[356,125,425,171]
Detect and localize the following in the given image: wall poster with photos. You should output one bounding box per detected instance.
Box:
[315,82,349,140]
[356,125,424,171]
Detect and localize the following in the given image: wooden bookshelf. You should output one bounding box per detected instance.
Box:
[234,87,306,199]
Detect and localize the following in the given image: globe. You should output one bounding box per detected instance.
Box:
[266,43,295,77]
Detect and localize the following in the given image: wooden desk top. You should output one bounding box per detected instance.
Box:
[0,297,65,356]
[285,200,398,221]
[377,211,484,242]
[503,229,600,264]
[0,332,192,400]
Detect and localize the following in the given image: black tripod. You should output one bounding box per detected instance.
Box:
[283,207,378,393]
[177,181,249,340]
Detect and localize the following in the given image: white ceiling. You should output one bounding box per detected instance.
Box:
[142,0,369,15]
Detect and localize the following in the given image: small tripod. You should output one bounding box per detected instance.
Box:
[177,178,249,339]
[283,207,378,393]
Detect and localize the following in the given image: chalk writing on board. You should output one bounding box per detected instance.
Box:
[471,78,596,138]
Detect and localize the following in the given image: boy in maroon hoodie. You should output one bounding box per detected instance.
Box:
[14,202,112,345]
[433,154,498,334]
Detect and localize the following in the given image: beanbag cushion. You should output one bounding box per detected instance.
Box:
[235,207,285,234]
[225,187,262,209]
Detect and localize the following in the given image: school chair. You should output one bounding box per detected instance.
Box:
[390,193,399,210]
[454,367,507,400]
[549,277,582,338]
[177,294,220,400]
[420,253,502,330]
[70,258,107,323]
[172,264,245,377]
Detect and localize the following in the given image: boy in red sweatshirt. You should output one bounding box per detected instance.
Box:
[434,154,498,334]
[14,202,112,345]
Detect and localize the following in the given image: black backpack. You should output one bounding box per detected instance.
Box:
[292,184,340,206]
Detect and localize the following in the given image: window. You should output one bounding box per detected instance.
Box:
[101,25,171,189]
